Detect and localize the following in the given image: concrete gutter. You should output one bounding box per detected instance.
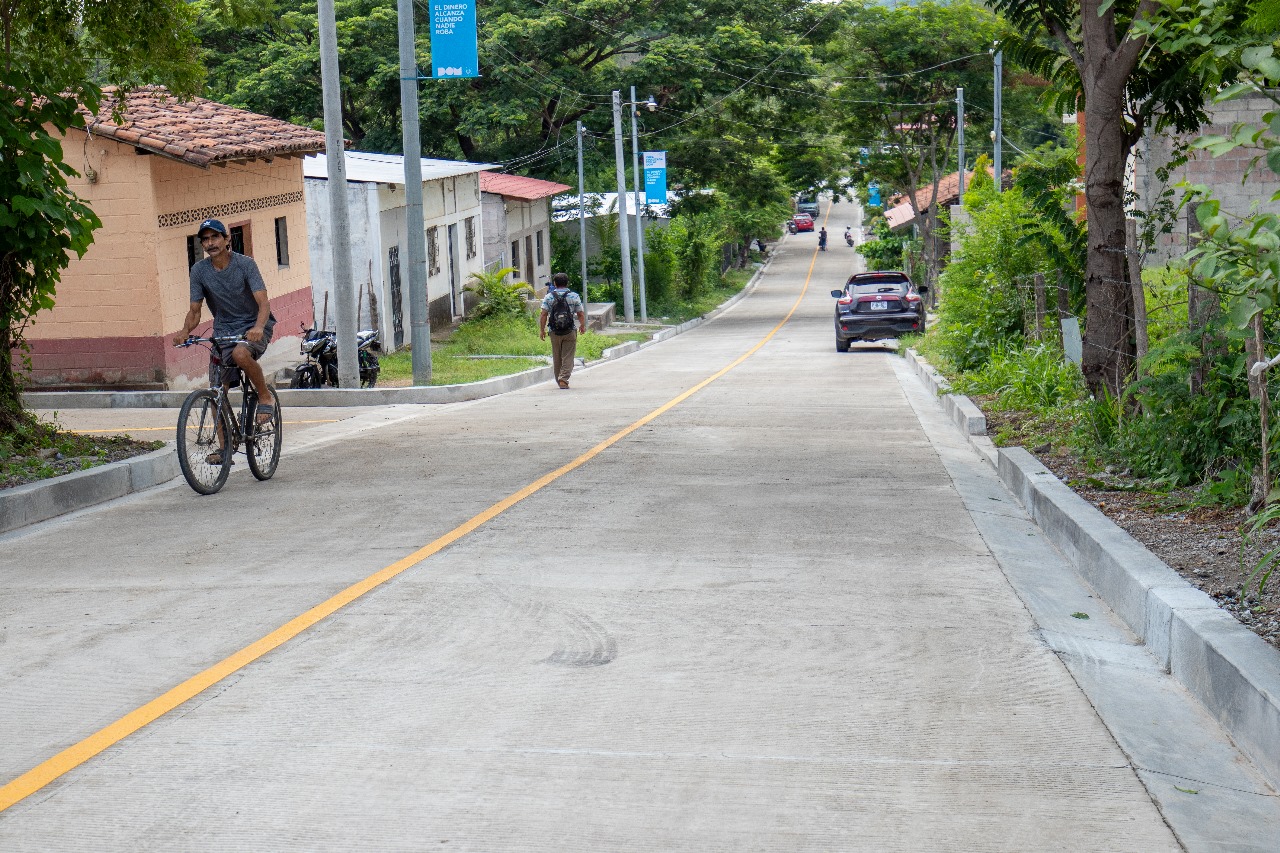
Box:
[903,347,1280,791]
[0,445,178,535]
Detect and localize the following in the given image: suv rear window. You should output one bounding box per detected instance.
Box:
[847,273,909,287]
[849,282,907,295]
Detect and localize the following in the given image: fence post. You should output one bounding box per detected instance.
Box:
[1127,218,1149,369]
[1034,272,1046,341]
[1057,269,1069,319]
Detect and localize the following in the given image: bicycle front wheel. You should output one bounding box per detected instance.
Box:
[177,390,232,494]
[247,386,282,481]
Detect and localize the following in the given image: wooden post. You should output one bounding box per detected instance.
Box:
[1034,272,1046,341]
[1057,269,1069,319]
[1252,311,1271,513]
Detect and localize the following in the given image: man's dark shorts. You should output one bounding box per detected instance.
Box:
[210,328,272,387]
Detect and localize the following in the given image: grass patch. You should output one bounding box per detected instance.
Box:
[648,270,753,324]
[378,315,652,386]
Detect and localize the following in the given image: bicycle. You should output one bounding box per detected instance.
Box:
[174,335,283,495]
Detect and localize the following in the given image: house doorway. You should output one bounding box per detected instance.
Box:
[523,234,534,284]
[447,223,461,318]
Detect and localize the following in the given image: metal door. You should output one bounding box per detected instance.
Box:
[388,245,404,349]
[448,223,461,318]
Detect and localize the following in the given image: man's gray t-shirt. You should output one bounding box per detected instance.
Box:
[189,253,275,338]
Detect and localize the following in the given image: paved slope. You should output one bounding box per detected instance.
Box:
[1,216,1180,849]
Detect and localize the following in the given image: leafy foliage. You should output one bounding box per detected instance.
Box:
[0,0,203,433]
[464,266,531,321]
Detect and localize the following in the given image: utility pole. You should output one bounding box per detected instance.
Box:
[611,90,635,323]
[956,87,965,205]
[993,49,1003,193]
[629,85,648,323]
[318,0,358,387]
[398,0,431,383]
[576,121,589,312]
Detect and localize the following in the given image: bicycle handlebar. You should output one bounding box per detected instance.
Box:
[175,335,248,348]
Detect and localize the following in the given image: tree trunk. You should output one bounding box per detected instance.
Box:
[1080,70,1136,399]
[0,256,29,435]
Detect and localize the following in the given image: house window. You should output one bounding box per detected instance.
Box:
[427,226,440,275]
[510,240,520,276]
[275,216,290,267]
[229,223,251,257]
[535,229,544,266]
[465,217,477,259]
[187,235,200,269]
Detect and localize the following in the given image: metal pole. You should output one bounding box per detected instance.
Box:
[611,90,635,323]
[576,121,589,312]
[318,0,359,388]
[993,50,1002,193]
[630,86,648,323]
[956,87,965,205]
[398,0,431,383]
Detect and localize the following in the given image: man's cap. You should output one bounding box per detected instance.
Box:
[198,219,229,237]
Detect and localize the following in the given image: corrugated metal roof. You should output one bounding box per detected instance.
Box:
[304,151,498,184]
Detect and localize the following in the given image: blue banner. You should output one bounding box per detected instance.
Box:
[430,0,479,79]
[643,151,667,205]
[867,182,881,208]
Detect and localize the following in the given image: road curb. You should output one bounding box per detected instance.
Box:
[0,444,179,536]
[903,347,1280,790]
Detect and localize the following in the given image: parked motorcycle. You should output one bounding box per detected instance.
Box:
[290,326,381,389]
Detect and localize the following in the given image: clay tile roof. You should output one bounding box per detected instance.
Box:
[76,86,327,168]
[884,167,1011,229]
[480,172,572,201]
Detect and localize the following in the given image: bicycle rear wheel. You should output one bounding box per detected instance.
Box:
[247,386,282,481]
[177,390,232,494]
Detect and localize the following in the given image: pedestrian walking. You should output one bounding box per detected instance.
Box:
[539,272,586,389]
[818,227,828,251]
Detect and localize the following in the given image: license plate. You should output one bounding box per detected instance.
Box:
[869,301,888,311]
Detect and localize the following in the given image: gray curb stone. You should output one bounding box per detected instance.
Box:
[903,346,1280,790]
[0,445,179,535]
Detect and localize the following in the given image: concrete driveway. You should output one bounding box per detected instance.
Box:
[1,204,1273,850]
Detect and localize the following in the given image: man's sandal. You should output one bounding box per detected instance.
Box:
[255,401,276,426]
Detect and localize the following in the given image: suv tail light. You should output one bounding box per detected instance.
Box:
[837,296,853,306]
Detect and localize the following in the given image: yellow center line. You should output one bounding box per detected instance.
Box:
[71,420,339,434]
[0,223,827,813]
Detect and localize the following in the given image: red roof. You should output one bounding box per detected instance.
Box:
[480,172,572,200]
[75,86,327,169]
[884,167,1010,229]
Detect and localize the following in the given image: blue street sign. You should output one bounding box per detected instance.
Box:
[643,151,667,205]
[430,0,479,79]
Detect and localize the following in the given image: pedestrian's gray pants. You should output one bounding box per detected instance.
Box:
[550,331,577,383]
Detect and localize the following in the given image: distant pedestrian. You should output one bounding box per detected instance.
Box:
[818,227,828,251]
[539,272,586,389]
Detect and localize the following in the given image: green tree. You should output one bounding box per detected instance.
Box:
[1,0,203,433]
[826,0,1005,288]
[987,0,1248,399]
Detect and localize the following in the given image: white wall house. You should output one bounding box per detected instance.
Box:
[304,152,495,350]
[480,172,571,291]
[551,191,673,263]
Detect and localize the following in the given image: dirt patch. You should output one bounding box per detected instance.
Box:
[1,431,164,490]
[980,405,1280,651]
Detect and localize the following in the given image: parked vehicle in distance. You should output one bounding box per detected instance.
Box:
[795,194,820,216]
[791,213,815,233]
[291,325,381,388]
[830,271,928,352]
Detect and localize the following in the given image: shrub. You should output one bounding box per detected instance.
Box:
[464,266,531,321]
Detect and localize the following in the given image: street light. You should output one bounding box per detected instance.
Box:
[628,88,657,323]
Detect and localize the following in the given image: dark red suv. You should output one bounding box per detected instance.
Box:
[830,271,929,351]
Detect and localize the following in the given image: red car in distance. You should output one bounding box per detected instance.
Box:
[790,213,815,233]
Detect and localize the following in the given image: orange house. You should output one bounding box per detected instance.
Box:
[26,87,327,389]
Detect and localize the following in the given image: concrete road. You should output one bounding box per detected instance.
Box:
[1,205,1272,849]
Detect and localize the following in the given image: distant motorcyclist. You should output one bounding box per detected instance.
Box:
[844,226,854,247]
[818,227,828,251]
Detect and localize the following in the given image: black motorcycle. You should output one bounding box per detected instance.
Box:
[290,326,381,388]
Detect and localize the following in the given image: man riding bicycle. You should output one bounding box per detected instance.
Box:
[173,219,278,460]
